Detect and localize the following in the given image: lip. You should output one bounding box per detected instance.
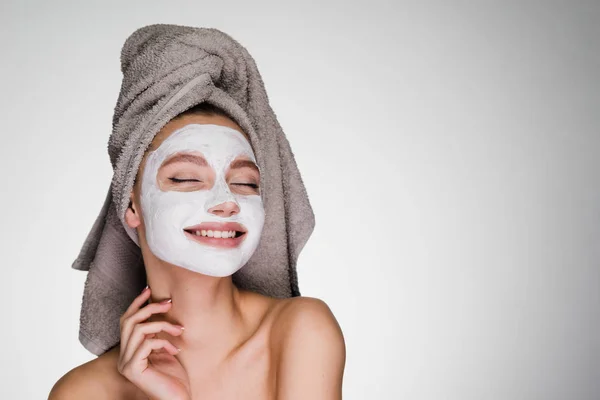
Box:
[183,221,247,249]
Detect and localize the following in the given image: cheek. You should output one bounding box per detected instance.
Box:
[238,197,265,228]
[145,192,208,219]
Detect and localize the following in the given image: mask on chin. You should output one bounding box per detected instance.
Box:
[139,123,265,277]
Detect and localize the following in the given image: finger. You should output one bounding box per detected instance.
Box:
[119,287,151,351]
[123,321,185,362]
[120,300,172,350]
[121,286,152,325]
[129,338,180,373]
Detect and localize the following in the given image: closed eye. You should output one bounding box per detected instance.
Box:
[232,183,259,189]
[169,178,202,183]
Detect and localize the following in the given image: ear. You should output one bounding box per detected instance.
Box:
[125,190,141,229]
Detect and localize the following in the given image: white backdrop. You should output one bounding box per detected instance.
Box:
[1,1,599,399]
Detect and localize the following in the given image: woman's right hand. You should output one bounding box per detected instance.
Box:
[117,286,191,400]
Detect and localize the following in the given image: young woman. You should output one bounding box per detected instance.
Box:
[49,24,345,399]
[50,104,345,400]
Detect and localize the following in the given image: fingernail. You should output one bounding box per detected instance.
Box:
[142,285,149,293]
[177,347,182,352]
[176,325,185,331]
[159,298,172,304]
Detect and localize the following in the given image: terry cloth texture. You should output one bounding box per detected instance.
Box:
[71,24,315,356]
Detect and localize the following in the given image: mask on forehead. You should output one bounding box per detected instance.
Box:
[140,123,265,276]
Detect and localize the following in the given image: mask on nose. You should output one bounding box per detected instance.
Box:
[139,123,265,276]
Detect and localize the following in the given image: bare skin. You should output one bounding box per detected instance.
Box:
[49,113,346,400]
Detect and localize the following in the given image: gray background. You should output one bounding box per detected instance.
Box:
[1,1,599,399]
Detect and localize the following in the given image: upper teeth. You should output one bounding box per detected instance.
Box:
[192,230,237,238]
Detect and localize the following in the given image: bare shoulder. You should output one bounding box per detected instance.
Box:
[270,296,346,398]
[271,296,343,333]
[48,346,137,400]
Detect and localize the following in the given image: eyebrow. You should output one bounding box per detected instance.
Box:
[160,153,208,168]
[229,158,259,173]
[160,153,259,173]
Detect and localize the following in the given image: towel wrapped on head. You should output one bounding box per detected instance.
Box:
[71,24,315,356]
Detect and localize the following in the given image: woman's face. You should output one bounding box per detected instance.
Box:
[129,113,265,277]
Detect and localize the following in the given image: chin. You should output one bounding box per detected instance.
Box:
[181,265,243,277]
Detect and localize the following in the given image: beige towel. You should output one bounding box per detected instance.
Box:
[71,24,315,356]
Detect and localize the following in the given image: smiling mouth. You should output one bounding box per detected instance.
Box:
[183,228,246,239]
[182,222,248,248]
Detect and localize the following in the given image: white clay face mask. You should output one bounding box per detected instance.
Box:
[140,123,265,277]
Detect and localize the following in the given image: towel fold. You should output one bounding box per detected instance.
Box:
[71,24,315,355]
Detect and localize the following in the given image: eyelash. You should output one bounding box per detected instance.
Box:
[169,178,201,183]
[235,183,259,189]
[169,178,258,189]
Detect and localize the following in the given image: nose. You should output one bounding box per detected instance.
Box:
[208,201,240,218]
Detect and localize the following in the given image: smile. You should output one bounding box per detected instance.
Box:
[183,222,247,249]
[188,229,242,238]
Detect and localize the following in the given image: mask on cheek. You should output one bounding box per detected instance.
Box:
[139,123,265,277]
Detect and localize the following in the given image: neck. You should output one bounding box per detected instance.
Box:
[144,258,248,364]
